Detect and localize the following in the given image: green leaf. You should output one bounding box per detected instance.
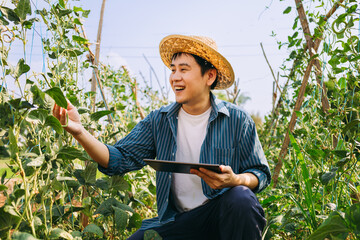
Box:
[333,150,348,158]
[306,149,325,160]
[109,175,129,191]
[82,223,103,238]
[49,228,73,240]
[11,232,38,240]
[129,212,142,229]
[71,231,81,238]
[30,85,46,106]
[338,77,346,90]
[73,169,85,185]
[27,109,48,124]
[81,162,97,185]
[73,6,84,12]
[13,59,30,79]
[14,0,31,20]
[90,110,114,121]
[0,17,9,25]
[59,0,65,8]
[113,206,129,231]
[345,203,360,235]
[26,155,44,167]
[45,87,67,108]
[0,6,20,23]
[289,133,317,229]
[342,119,360,135]
[144,229,163,240]
[308,212,349,240]
[320,171,337,185]
[57,9,72,17]
[72,35,88,44]
[22,17,39,29]
[14,189,25,200]
[0,207,21,235]
[57,146,89,161]
[51,179,63,191]
[0,185,7,191]
[0,146,10,159]
[94,198,134,217]
[4,205,21,218]
[283,6,292,14]
[64,49,83,57]
[95,178,109,190]
[73,18,82,25]
[94,198,119,217]
[45,115,63,134]
[8,127,19,158]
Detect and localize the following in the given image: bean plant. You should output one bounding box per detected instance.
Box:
[0,0,164,239]
[258,0,360,239]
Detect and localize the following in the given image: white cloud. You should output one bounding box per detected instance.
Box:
[101,51,133,73]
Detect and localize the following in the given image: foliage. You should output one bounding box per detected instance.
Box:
[257,0,360,239]
[1,0,360,239]
[0,0,164,239]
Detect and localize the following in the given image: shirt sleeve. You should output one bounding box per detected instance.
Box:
[98,112,157,176]
[239,117,271,193]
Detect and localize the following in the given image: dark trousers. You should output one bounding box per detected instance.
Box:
[128,186,266,240]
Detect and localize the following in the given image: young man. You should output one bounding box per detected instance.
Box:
[53,34,271,240]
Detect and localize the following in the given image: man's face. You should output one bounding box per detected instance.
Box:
[170,54,216,114]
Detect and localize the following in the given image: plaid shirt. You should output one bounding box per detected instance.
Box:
[98,92,271,230]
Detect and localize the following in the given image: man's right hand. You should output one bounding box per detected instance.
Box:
[52,101,110,168]
[52,101,84,137]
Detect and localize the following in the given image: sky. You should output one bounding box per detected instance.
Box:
[4,0,298,118]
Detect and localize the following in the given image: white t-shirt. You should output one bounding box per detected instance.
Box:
[171,107,212,212]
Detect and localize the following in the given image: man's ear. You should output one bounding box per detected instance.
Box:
[206,69,217,87]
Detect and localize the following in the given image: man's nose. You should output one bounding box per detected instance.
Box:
[171,70,181,81]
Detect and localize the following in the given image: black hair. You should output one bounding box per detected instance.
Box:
[171,52,218,89]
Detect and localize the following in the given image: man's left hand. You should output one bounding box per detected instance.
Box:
[190,165,240,190]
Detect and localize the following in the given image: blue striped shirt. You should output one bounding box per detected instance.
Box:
[98,92,271,230]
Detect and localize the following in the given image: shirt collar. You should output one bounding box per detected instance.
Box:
[160,92,230,118]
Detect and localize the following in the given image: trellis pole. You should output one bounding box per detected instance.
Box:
[272,0,344,187]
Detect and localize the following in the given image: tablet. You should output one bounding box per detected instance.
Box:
[144,159,222,174]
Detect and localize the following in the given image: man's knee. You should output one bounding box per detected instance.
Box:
[220,185,263,215]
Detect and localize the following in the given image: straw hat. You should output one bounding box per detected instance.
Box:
[159,34,235,90]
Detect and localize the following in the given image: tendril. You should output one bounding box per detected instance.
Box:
[0,25,15,43]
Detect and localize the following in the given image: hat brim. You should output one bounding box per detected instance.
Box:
[159,35,235,90]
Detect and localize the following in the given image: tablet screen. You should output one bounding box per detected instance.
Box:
[144,159,222,174]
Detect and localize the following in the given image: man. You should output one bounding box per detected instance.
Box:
[53,34,271,239]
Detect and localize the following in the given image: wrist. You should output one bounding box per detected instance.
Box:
[72,125,87,140]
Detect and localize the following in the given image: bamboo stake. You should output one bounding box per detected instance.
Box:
[122,67,145,120]
[272,0,343,187]
[272,59,315,187]
[260,42,282,94]
[295,0,330,113]
[90,0,107,112]
[81,0,107,229]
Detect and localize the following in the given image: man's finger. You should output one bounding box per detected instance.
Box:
[60,108,67,125]
[66,99,74,111]
[53,104,60,119]
[220,165,232,173]
[199,167,220,178]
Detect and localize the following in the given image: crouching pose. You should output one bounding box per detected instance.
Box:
[53,34,271,240]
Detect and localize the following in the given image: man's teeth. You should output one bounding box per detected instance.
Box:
[175,87,185,90]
